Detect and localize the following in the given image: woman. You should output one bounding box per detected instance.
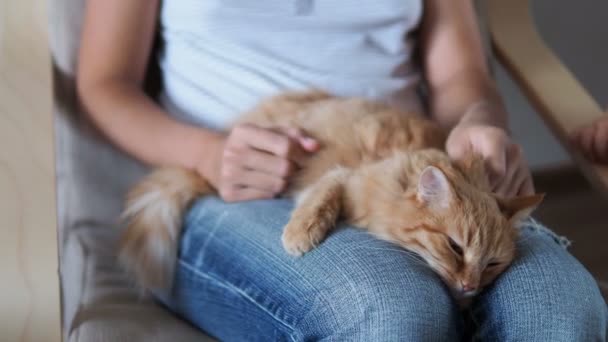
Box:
[77,1,607,340]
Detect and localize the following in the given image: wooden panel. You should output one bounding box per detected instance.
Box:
[0,0,62,341]
[486,0,608,194]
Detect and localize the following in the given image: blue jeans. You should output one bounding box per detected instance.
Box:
[156,197,607,341]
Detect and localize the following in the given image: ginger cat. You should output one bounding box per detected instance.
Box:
[120,91,543,301]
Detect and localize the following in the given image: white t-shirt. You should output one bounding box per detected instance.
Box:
[159,0,424,130]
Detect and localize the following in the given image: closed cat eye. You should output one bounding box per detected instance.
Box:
[487,261,501,268]
[448,238,463,256]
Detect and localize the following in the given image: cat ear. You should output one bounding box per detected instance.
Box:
[417,166,452,210]
[496,194,545,224]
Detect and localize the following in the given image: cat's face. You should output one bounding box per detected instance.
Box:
[393,166,543,300]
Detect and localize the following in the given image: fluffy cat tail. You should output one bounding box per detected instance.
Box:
[119,167,212,290]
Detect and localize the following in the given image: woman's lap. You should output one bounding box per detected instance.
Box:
[157,197,607,341]
[472,220,607,341]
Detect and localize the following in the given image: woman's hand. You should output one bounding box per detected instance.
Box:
[571,117,608,164]
[200,123,320,202]
[446,122,534,197]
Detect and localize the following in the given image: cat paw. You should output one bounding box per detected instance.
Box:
[281,218,327,257]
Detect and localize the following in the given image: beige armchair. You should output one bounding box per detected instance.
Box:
[3,0,604,341]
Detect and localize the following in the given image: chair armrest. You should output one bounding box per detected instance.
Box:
[0,0,62,340]
[485,0,608,193]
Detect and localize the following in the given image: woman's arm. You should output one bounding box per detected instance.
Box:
[421,0,506,130]
[77,0,317,201]
[420,0,533,197]
[77,0,223,173]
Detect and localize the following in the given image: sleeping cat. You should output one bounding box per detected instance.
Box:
[120,91,543,301]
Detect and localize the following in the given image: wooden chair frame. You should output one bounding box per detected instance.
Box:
[1,0,62,341]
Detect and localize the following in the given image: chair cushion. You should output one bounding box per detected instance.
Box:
[63,224,212,342]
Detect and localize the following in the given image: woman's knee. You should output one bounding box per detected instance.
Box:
[298,257,461,341]
[478,274,607,341]
[475,222,607,341]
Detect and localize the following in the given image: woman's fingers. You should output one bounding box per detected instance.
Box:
[271,126,316,166]
[225,146,296,178]
[517,173,535,196]
[580,124,597,162]
[482,145,507,189]
[593,121,608,163]
[216,123,321,202]
[279,126,320,152]
[494,162,533,198]
[493,144,525,196]
[233,124,314,167]
[237,169,288,193]
[491,143,534,197]
[506,163,527,198]
[571,118,608,164]
[221,163,287,194]
[493,145,517,195]
[233,124,289,155]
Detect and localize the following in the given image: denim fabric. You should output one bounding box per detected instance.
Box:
[156,197,608,341]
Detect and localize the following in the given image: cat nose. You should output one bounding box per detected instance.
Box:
[460,282,477,295]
